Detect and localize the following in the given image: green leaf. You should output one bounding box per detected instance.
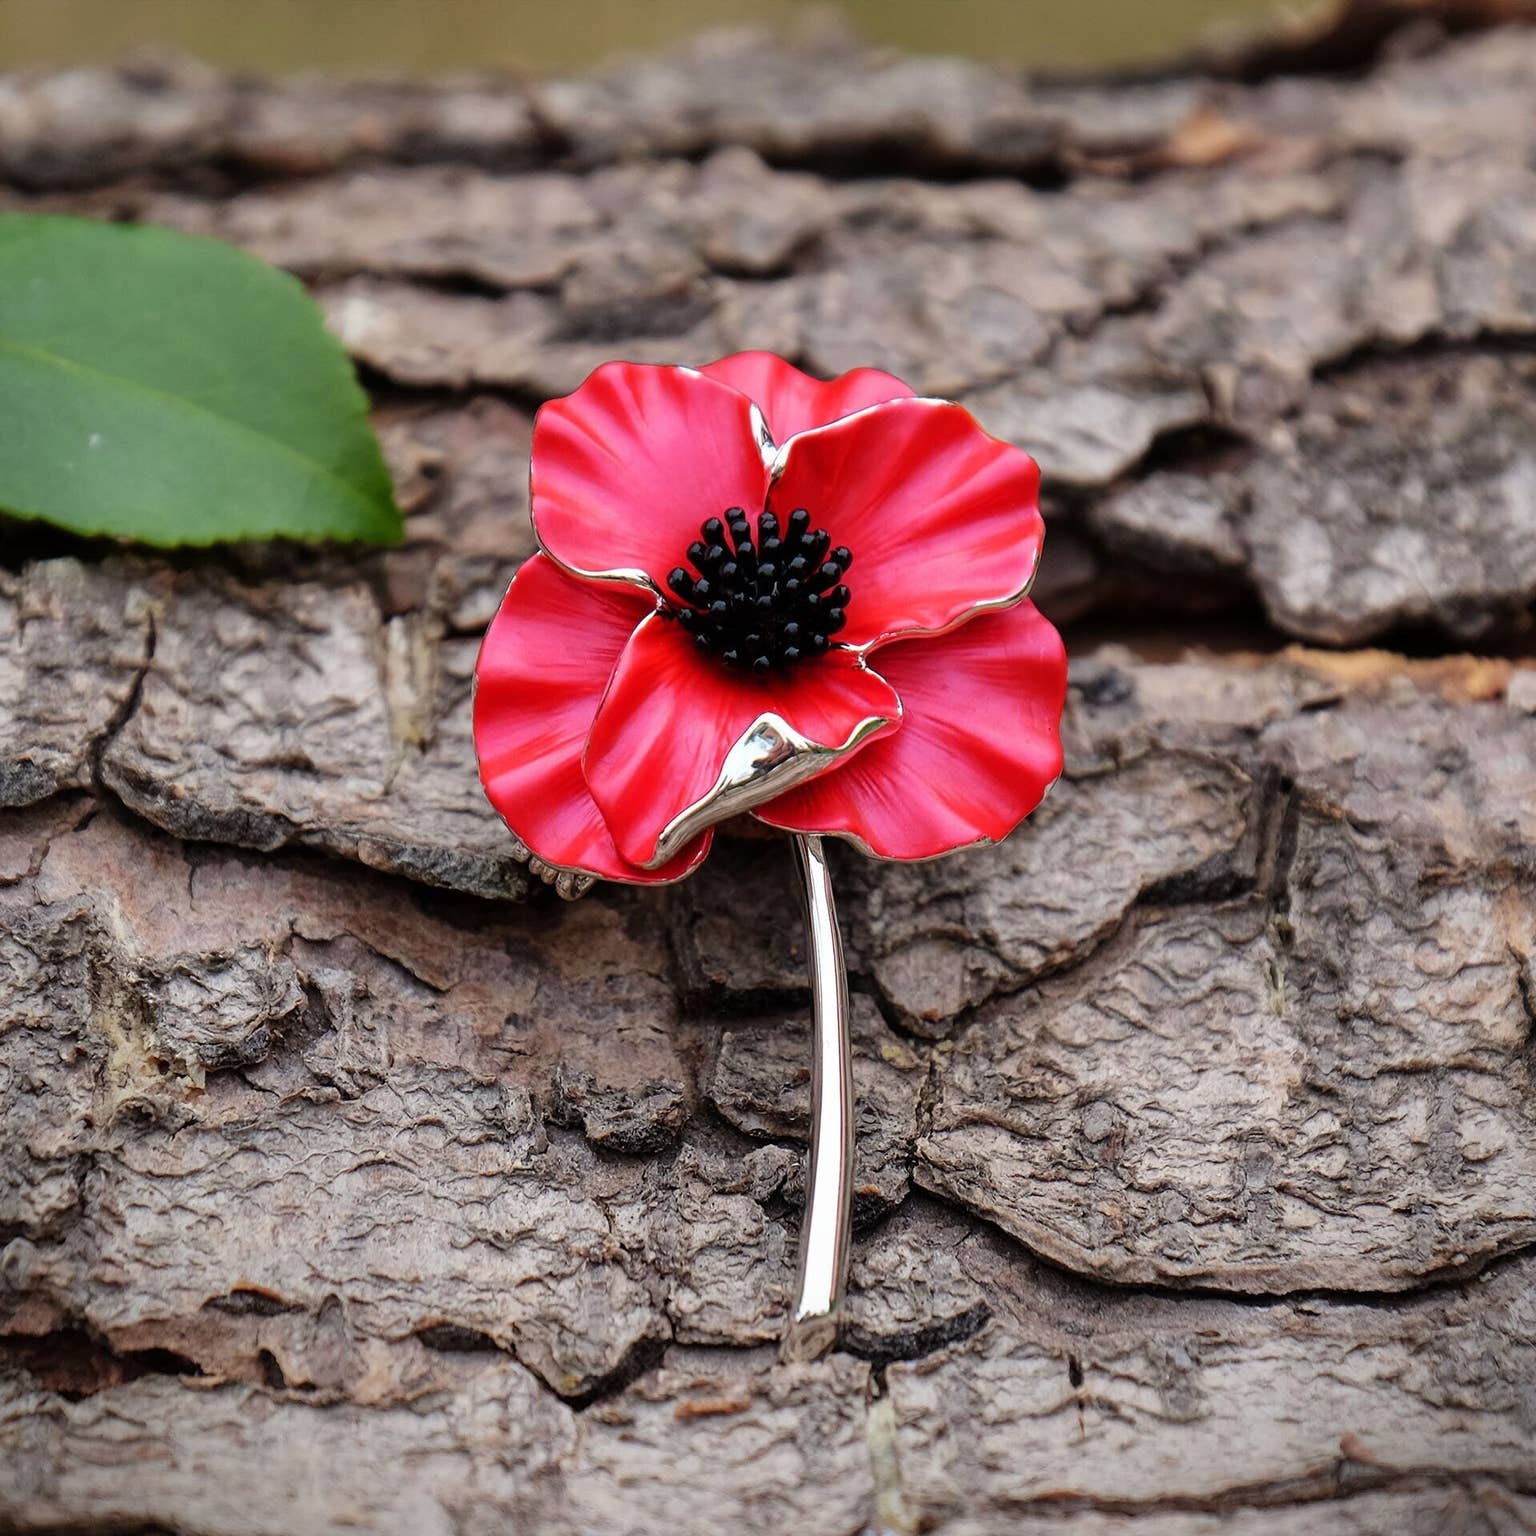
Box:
[0,213,402,547]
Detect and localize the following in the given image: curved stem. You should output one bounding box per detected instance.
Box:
[782,833,854,1362]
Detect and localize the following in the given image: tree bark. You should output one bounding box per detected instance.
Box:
[4,8,1536,1532]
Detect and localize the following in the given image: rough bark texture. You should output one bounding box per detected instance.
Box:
[5,8,1536,1533]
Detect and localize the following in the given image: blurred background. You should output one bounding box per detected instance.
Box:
[0,0,1294,75]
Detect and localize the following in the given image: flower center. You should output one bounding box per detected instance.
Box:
[666,508,853,674]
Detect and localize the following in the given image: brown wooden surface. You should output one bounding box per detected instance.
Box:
[4,10,1536,1533]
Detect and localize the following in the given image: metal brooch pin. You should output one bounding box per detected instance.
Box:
[474,351,1067,1354]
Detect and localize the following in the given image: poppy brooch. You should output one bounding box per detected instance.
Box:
[474,352,1067,1355]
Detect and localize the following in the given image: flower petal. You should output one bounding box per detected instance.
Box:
[583,615,902,869]
[765,397,1043,648]
[755,600,1066,860]
[699,351,913,443]
[531,362,771,594]
[474,554,710,884]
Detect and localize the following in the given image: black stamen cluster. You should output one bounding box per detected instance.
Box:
[666,508,853,674]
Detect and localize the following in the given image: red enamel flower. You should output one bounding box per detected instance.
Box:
[473,352,1067,889]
